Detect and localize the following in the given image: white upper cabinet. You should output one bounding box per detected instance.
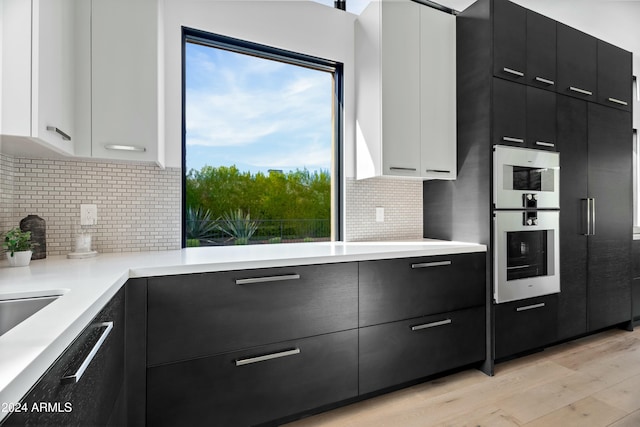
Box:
[355,0,456,180]
[1,0,76,156]
[88,0,163,165]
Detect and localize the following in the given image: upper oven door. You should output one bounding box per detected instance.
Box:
[494,145,560,209]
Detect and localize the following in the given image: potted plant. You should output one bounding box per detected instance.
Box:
[3,227,37,267]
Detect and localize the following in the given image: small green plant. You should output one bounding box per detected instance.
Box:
[303,237,314,243]
[3,227,37,257]
[268,237,282,244]
[218,209,259,245]
[185,206,219,241]
[186,238,201,247]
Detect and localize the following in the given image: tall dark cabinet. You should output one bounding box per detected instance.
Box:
[424,0,633,372]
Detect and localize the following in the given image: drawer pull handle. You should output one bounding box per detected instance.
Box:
[411,319,452,331]
[608,97,628,106]
[426,169,451,174]
[411,260,452,269]
[235,274,300,285]
[569,86,593,96]
[535,76,555,85]
[503,67,524,77]
[104,144,147,152]
[235,348,301,366]
[535,141,555,148]
[46,126,71,141]
[60,322,113,385]
[389,167,417,172]
[503,137,524,143]
[516,302,545,312]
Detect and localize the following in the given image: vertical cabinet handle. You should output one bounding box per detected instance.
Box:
[411,260,452,269]
[235,348,301,366]
[60,322,113,385]
[503,67,524,77]
[516,303,545,312]
[46,126,71,141]
[581,198,596,236]
[591,198,596,235]
[411,319,452,331]
[235,274,300,285]
[582,198,591,236]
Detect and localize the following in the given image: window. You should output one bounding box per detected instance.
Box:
[182,28,342,247]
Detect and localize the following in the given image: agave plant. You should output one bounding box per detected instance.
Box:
[185,206,219,242]
[218,209,259,245]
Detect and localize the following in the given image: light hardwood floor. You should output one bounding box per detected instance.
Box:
[284,326,640,427]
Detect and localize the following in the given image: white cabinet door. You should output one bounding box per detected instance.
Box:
[381,0,421,178]
[1,0,75,156]
[420,6,456,180]
[91,0,160,163]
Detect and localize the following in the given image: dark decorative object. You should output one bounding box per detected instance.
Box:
[20,215,46,259]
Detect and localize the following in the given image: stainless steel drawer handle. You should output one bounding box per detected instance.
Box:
[516,302,545,312]
[426,169,451,174]
[46,126,71,141]
[503,67,524,77]
[235,348,301,366]
[411,319,452,331]
[235,274,300,285]
[535,141,555,148]
[60,322,113,385]
[502,137,525,143]
[104,144,147,152]
[569,86,593,96]
[389,167,417,172]
[607,97,628,106]
[535,77,555,85]
[411,260,452,269]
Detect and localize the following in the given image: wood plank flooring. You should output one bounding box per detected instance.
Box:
[284,327,640,427]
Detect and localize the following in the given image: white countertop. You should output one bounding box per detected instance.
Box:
[0,240,485,419]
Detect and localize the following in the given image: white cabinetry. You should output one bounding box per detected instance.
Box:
[355,0,456,180]
[88,0,163,165]
[0,0,76,156]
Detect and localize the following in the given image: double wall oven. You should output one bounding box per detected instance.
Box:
[493,146,560,303]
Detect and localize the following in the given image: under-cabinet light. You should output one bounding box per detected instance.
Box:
[104,144,146,152]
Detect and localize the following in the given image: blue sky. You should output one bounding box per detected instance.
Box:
[185,42,333,175]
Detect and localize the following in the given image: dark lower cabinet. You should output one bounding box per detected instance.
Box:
[633,241,640,320]
[2,288,125,427]
[146,330,358,427]
[494,294,558,360]
[359,306,485,394]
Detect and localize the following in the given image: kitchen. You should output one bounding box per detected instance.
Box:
[1,0,639,425]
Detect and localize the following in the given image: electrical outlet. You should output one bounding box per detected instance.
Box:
[375,207,384,223]
[80,204,97,226]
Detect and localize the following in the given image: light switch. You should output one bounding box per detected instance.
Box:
[376,207,384,223]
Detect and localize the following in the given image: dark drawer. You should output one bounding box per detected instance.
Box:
[359,306,485,395]
[146,329,358,427]
[359,252,485,327]
[147,262,358,365]
[3,288,125,427]
[494,294,558,360]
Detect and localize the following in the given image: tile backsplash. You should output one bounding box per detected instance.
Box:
[1,154,424,256]
[1,154,181,256]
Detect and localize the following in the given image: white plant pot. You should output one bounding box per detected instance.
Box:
[6,250,32,267]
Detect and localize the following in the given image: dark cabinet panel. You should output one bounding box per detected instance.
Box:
[147,330,358,427]
[633,240,640,279]
[597,40,632,112]
[526,86,557,151]
[147,263,358,366]
[359,306,484,395]
[3,288,125,427]
[633,278,640,319]
[492,0,526,82]
[359,252,485,327]
[557,95,588,340]
[492,78,526,147]
[557,23,597,100]
[587,103,632,331]
[494,294,558,359]
[526,10,556,90]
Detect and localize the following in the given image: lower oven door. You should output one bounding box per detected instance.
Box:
[494,210,560,303]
